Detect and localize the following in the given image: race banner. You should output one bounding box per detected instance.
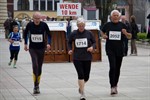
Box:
[57,3,81,16]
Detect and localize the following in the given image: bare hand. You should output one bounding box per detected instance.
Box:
[102,34,108,39]
[24,45,29,51]
[46,44,51,51]
[68,50,73,55]
[87,46,93,52]
[122,29,127,35]
[8,39,14,43]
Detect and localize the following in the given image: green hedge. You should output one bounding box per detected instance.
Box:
[137,33,147,40]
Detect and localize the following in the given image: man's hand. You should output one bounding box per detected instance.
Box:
[68,50,73,55]
[122,29,132,39]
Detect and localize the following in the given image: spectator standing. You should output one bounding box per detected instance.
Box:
[121,16,131,56]
[15,18,21,31]
[130,15,139,56]
[147,14,150,39]
[21,17,29,38]
[3,17,12,38]
[9,19,18,33]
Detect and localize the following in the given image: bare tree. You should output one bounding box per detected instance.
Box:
[94,0,112,24]
[126,0,133,17]
[94,0,133,24]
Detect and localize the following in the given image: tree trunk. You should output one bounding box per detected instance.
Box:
[94,0,112,25]
[127,0,133,17]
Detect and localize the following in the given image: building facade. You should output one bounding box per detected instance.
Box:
[5,0,150,31]
[13,0,60,20]
[0,0,8,28]
[132,0,150,32]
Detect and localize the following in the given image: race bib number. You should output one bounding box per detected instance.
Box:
[109,31,121,40]
[75,38,88,48]
[12,41,20,46]
[31,34,43,42]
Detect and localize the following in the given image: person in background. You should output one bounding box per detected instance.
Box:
[146,14,150,39]
[68,17,96,100]
[15,18,21,31]
[9,19,18,33]
[121,16,131,56]
[130,15,139,56]
[3,17,12,38]
[8,25,22,68]
[21,17,29,38]
[24,12,51,94]
[101,10,132,95]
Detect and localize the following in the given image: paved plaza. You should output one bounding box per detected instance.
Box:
[0,31,150,100]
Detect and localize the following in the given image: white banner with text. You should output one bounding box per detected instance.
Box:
[57,3,81,16]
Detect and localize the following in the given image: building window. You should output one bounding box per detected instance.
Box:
[47,0,52,10]
[18,0,29,10]
[41,0,45,11]
[121,8,125,15]
[118,8,125,15]
[54,0,59,11]
[33,0,38,10]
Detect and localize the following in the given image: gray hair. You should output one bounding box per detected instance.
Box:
[110,10,121,16]
[77,17,85,25]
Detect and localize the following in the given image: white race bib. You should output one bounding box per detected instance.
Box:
[109,31,121,40]
[75,38,88,48]
[12,41,20,46]
[31,34,43,42]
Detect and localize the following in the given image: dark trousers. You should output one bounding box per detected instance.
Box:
[107,55,123,88]
[5,29,9,39]
[131,39,137,54]
[29,48,45,87]
[73,60,91,82]
[124,39,128,56]
[10,50,19,60]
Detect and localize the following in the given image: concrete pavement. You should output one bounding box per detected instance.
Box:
[0,31,150,100]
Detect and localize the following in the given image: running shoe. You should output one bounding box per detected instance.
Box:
[110,87,117,95]
[13,64,16,68]
[80,94,86,100]
[33,86,40,94]
[8,62,11,66]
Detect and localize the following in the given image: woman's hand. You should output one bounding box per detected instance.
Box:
[8,39,14,43]
[87,46,94,52]
[19,39,22,42]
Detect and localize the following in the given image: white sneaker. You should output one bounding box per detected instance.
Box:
[13,64,17,68]
[80,94,86,100]
[111,87,117,95]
